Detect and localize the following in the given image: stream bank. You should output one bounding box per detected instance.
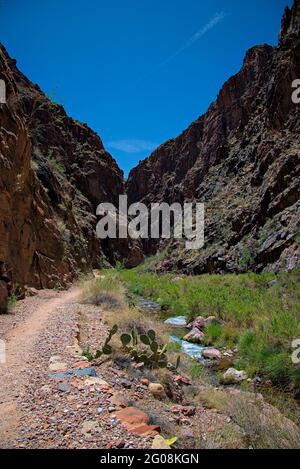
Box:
[136,295,300,427]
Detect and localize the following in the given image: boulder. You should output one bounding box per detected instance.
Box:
[202,348,222,360]
[187,316,205,330]
[222,368,247,384]
[184,328,205,343]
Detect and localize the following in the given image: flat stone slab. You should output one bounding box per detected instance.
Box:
[113,406,160,436]
[164,316,187,327]
[48,367,97,380]
[49,362,68,371]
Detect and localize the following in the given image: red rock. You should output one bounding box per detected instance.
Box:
[114,407,149,428]
[174,375,192,385]
[141,378,149,386]
[129,424,160,436]
[72,362,91,369]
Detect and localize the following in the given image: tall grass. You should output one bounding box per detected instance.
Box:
[119,268,300,392]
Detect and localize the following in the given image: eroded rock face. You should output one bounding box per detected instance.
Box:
[0,281,8,313]
[0,43,141,298]
[127,0,300,274]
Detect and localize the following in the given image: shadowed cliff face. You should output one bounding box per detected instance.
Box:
[127,0,300,274]
[0,44,143,300]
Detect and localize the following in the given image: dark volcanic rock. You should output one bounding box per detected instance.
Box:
[127,0,300,274]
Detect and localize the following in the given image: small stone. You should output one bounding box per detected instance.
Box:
[84,377,110,387]
[115,439,125,448]
[148,383,164,398]
[141,378,149,386]
[120,379,132,389]
[182,406,196,417]
[131,362,144,370]
[109,393,128,409]
[192,316,206,329]
[40,385,52,395]
[58,383,71,393]
[81,420,99,437]
[174,375,192,385]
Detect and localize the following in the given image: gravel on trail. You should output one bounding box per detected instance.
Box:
[0,287,249,449]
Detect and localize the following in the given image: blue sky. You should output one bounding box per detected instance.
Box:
[0,0,292,176]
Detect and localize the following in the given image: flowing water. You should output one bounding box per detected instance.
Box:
[137,296,300,426]
[137,298,212,363]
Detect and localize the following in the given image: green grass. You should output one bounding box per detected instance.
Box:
[48,151,66,175]
[119,267,300,392]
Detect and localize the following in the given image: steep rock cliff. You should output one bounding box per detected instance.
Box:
[0,43,142,306]
[127,0,300,274]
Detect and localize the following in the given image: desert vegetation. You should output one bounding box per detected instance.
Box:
[119,267,300,394]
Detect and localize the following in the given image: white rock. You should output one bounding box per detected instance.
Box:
[222,368,247,384]
[49,355,63,364]
[48,362,68,371]
[84,377,110,387]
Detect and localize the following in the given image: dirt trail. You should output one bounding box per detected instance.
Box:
[0,287,81,447]
[1,284,299,450]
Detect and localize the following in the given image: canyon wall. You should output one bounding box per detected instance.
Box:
[127,0,300,274]
[0,43,142,307]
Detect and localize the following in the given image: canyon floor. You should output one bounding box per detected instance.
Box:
[0,274,299,449]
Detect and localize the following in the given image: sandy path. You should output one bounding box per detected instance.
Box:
[0,287,81,447]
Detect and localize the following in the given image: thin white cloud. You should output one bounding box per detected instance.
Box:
[106,139,157,154]
[161,11,227,65]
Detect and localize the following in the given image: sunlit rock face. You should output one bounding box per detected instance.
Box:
[127,0,300,274]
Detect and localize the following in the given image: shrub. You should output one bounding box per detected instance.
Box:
[81,273,126,310]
